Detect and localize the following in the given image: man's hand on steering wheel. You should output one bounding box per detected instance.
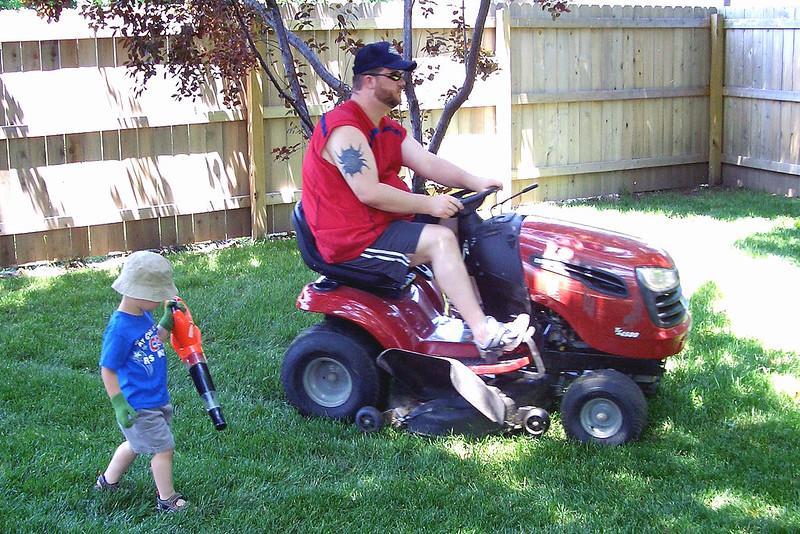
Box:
[479,176,504,190]
[425,194,464,218]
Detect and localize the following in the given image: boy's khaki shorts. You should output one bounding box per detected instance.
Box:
[120,404,175,454]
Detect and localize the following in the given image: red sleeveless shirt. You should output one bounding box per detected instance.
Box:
[301,100,414,263]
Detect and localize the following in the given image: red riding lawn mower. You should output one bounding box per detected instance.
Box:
[282,185,691,445]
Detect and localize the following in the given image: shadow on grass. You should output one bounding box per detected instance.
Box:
[736,221,800,266]
[1,241,799,531]
[570,186,800,222]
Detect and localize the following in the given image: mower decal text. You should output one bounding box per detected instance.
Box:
[614,327,640,338]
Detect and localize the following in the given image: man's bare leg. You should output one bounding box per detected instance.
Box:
[409,224,490,343]
[435,217,482,309]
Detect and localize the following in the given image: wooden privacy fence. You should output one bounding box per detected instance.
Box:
[502,3,713,203]
[720,7,800,195]
[1,2,799,267]
[0,11,251,266]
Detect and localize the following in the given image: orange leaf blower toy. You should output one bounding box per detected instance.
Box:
[169,299,227,431]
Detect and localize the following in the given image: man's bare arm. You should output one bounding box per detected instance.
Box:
[324,126,461,217]
[400,135,502,191]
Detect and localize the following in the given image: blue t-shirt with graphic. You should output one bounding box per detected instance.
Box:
[99,310,170,410]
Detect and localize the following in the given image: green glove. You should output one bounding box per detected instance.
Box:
[111,393,137,428]
[158,299,186,333]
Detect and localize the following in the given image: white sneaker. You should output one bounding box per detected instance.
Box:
[476,314,531,356]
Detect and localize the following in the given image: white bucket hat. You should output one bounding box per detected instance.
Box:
[111,251,178,302]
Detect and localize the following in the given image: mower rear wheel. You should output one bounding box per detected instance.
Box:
[282,319,381,420]
[561,369,647,446]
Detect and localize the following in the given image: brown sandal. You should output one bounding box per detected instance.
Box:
[156,492,188,513]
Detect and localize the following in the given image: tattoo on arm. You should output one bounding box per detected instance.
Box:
[336,144,369,178]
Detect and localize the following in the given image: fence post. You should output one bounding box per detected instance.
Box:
[495,2,514,210]
[247,52,268,239]
[708,13,724,186]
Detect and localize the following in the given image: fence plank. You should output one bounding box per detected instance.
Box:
[174,214,192,246]
[77,38,96,67]
[226,208,251,239]
[514,153,707,180]
[172,124,189,155]
[89,222,126,256]
[709,14,724,185]
[777,35,791,163]
[723,163,800,196]
[60,39,81,69]
[512,17,709,29]
[45,227,73,261]
[725,18,800,29]
[159,215,178,247]
[724,87,800,103]
[0,138,8,170]
[792,15,800,164]
[740,24,753,158]
[268,204,293,234]
[101,130,120,161]
[513,86,708,105]
[125,218,160,252]
[1,42,22,73]
[41,40,59,71]
[661,17,675,157]
[97,38,114,68]
[193,211,226,243]
[495,3,513,206]
[0,234,15,265]
[70,226,90,259]
[14,231,47,264]
[750,12,764,164]
[46,134,65,166]
[21,41,41,72]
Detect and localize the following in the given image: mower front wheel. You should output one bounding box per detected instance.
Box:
[281,320,381,420]
[355,406,384,433]
[521,407,550,438]
[561,369,647,446]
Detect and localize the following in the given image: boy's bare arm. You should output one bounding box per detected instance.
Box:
[100,366,122,399]
[101,366,138,427]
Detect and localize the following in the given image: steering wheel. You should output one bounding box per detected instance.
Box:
[452,186,500,214]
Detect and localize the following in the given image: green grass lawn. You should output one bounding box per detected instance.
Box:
[1,187,798,532]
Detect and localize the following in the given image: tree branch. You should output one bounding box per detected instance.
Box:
[402,0,427,193]
[231,1,296,108]
[285,31,351,101]
[239,0,350,104]
[426,0,491,154]
[403,0,423,145]
[264,0,313,137]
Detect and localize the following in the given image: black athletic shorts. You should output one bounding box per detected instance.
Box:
[337,220,426,284]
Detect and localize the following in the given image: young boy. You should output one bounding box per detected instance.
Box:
[94,250,188,513]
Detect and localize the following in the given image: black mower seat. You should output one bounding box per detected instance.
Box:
[292,201,414,294]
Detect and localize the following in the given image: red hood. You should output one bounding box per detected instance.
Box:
[520,215,674,271]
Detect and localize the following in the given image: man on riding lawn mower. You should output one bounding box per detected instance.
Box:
[300,41,530,356]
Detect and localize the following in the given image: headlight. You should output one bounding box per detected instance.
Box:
[636,267,679,292]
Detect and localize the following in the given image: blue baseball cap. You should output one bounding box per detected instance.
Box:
[353,42,417,75]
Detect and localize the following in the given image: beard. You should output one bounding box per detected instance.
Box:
[375,84,402,108]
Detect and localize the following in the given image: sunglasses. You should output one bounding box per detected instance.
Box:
[365,71,405,82]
